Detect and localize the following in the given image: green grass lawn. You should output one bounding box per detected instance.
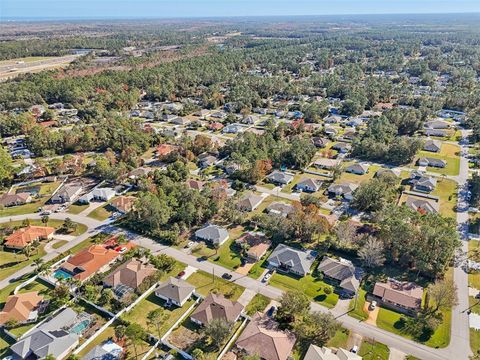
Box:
[186,270,244,301]
[349,288,368,320]
[432,178,457,219]
[208,227,245,270]
[414,150,460,176]
[0,332,14,358]
[0,244,46,281]
[245,293,270,315]
[68,203,90,214]
[87,203,116,221]
[471,329,480,357]
[247,249,272,279]
[359,339,390,360]
[269,271,339,309]
[469,240,480,289]
[0,218,87,236]
[52,240,68,249]
[327,328,350,349]
[337,164,380,185]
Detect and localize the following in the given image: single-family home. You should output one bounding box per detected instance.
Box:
[79,187,116,204]
[155,277,195,307]
[237,193,264,212]
[425,128,447,137]
[266,202,295,217]
[405,196,439,214]
[324,126,338,137]
[342,130,357,141]
[235,312,296,360]
[327,183,359,201]
[267,244,316,276]
[210,111,227,120]
[190,293,244,326]
[208,122,224,131]
[425,120,451,129]
[412,176,437,193]
[235,232,272,262]
[162,114,179,122]
[423,139,442,153]
[223,123,246,134]
[345,163,369,175]
[417,157,447,168]
[304,344,362,360]
[242,115,258,124]
[0,291,45,325]
[332,142,351,154]
[59,245,120,281]
[103,258,157,295]
[312,137,329,148]
[82,341,123,360]
[317,257,362,295]
[266,170,294,185]
[10,308,81,360]
[171,117,190,126]
[295,177,323,193]
[128,167,152,179]
[194,109,211,118]
[186,179,205,191]
[157,144,178,158]
[195,224,230,246]
[198,155,218,168]
[4,225,55,249]
[314,158,340,170]
[0,192,32,207]
[110,196,136,214]
[375,168,401,178]
[372,279,424,314]
[50,184,82,204]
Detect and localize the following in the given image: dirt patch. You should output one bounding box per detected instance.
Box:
[346,332,363,351]
[169,325,201,351]
[363,301,379,326]
[235,263,254,275]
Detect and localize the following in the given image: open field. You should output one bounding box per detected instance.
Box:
[0,55,80,80]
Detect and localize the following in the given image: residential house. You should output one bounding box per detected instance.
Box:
[327,183,359,201]
[405,196,439,214]
[208,122,224,131]
[155,277,195,307]
[194,109,211,118]
[235,312,296,360]
[314,158,340,170]
[304,344,362,360]
[266,201,295,217]
[295,177,323,193]
[198,154,218,168]
[242,115,257,124]
[128,167,151,179]
[423,139,442,153]
[235,232,272,262]
[157,144,178,158]
[372,279,424,314]
[79,187,116,204]
[267,244,316,276]
[0,192,32,207]
[190,293,244,326]
[342,130,357,141]
[375,168,401,178]
[312,137,329,148]
[11,308,81,360]
[195,224,230,246]
[425,119,451,129]
[324,127,338,138]
[318,257,362,295]
[210,111,227,120]
[162,114,179,122]
[345,163,369,175]
[186,179,205,191]
[59,245,120,281]
[82,341,123,360]
[324,115,342,124]
[0,291,45,325]
[223,123,246,134]
[103,258,157,295]
[425,128,447,137]
[237,193,264,212]
[331,142,351,154]
[171,117,190,126]
[4,225,55,249]
[412,176,437,193]
[266,170,294,185]
[417,157,447,168]
[50,184,82,203]
[110,196,136,214]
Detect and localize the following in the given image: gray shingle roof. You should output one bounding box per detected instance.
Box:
[195,224,229,245]
[318,257,361,293]
[155,277,195,304]
[267,244,316,276]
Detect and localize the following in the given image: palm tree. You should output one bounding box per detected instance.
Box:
[147,308,168,340]
[22,245,33,260]
[41,215,49,226]
[114,324,126,342]
[33,258,44,273]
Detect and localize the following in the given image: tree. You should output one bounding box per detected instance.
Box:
[98,288,114,306]
[22,245,33,259]
[358,236,386,268]
[334,221,360,249]
[125,323,146,359]
[191,348,205,360]
[427,278,458,314]
[33,258,45,273]
[203,319,231,349]
[293,312,340,346]
[331,163,344,182]
[41,215,49,226]
[51,284,71,307]
[277,290,310,323]
[0,146,13,188]
[147,308,168,339]
[351,177,397,213]
[114,324,127,341]
[63,217,75,233]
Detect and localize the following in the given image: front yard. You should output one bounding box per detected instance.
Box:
[359,339,390,360]
[414,146,460,176]
[186,270,244,301]
[431,178,458,219]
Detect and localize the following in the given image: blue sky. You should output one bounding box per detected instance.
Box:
[2,0,480,19]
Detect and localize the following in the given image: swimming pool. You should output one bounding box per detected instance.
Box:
[70,319,91,335]
[53,269,73,280]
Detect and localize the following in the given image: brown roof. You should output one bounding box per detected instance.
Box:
[103,258,156,290]
[62,245,120,281]
[157,144,177,156]
[0,193,31,207]
[373,279,424,310]
[110,196,136,213]
[235,312,296,360]
[0,291,44,324]
[4,226,55,249]
[191,293,244,325]
[186,180,205,191]
[235,232,271,259]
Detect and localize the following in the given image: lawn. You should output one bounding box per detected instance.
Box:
[208,226,245,270]
[68,203,89,214]
[337,164,380,185]
[414,148,460,176]
[0,218,87,236]
[186,270,244,301]
[471,328,480,356]
[281,173,326,195]
[327,328,350,349]
[247,249,272,279]
[52,240,68,249]
[359,339,390,360]
[469,240,480,289]
[0,332,14,358]
[269,271,339,309]
[348,288,368,320]
[0,244,47,281]
[87,203,116,221]
[431,178,457,219]
[245,293,270,315]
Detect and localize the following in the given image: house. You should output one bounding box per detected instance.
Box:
[317,257,362,295]
[405,196,439,214]
[314,158,340,170]
[417,157,447,168]
[324,115,342,124]
[208,122,224,131]
[373,279,424,313]
[128,167,152,179]
[4,225,55,249]
[235,312,296,360]
[0,291,45,325]
[79,187,116,204]
[412,176,437,193]
[83,340,123,360]
[324,126,338,137]
[198,155,218,168]
[0,192,32,207]
[235,232,272,261]
[186,179,205,191]
[331,142,351,154]
[242,115,257,124]
[342,130,357,141]
[11,307,81,360]
[304,344,362,360]
[266,201,295,217]
[345,163,369,175]
[423,139,442,153]
[223,123,246,134]
[157,144,177,158]
[312,137,329,148]
[266,170,295,185]
[210,111,227,119]
[103,258,157,294]
[162,114,178,122]
[59,245,120,281]
[155,277,195,307]
[110,196,136,213]
[267,244,316,276]
[190,293,244,326]
[195,224,230,246]
[327,183,359,201]
[295,177,323,192]
[237,193,264,212]
[50,184,82,203]
[194,109,211,118]
[425,119,451,129]
[375,168,401,178]
[171,117,190,126]
[425,128,447,137]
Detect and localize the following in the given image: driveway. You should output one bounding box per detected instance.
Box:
[364,301,379,326]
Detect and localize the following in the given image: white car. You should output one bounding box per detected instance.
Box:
[351,345,358,354]
[370,300,377,310]
[262,273,272,283]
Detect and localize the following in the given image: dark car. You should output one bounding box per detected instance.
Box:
[222,272,233,280]
[177,271,185,278]
[197,256,208,262]
[266,306,277,317]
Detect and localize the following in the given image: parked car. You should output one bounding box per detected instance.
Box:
[222,272,232,280]
[351,345,358,354]
[369,300,377,310]
[266,306,277,317]
[177,270,186,278]
[262,273,272,283]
